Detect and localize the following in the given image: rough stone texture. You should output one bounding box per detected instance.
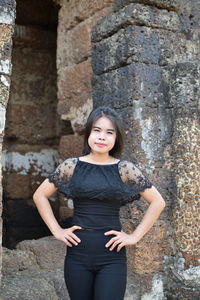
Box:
[5,25,58,145]
[56,1,116,138]
[0,0,16,286]
[1,0,199,298]
[2,247,39,275]
[59,135,84,160]
[2,15,62,247]
[172,116,200,262]
[113,0,179,12]
[164,256,200,300]
[1,236,69,299]
[0,1,16,26]
[57,59,93,134]
[92,3,180,42]
[57,59,93,111]
[57,6,113,69]
[16,236,66,270]
[92,27,199,74]
[58,0,115,31]
[1,270,69,300]
[92,0,200,298]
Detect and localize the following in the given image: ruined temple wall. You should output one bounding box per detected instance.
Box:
[2,24,61,248]
[55,0,199,298]
[0,0,16,283]
[1,0,198,297]
[92,0,199,298]
[56,0,115,153]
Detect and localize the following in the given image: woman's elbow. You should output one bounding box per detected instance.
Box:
[33,188,44,204]
[158,197,166,211]
[33,190,39,203]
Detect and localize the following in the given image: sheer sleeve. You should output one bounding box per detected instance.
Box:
[47,157,78,196]
[118,160,153,205]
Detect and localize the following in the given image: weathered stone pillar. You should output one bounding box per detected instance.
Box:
[92,0,199,298]
[0,0,16,283]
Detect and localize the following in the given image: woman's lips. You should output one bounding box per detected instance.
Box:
[95,143,106,147]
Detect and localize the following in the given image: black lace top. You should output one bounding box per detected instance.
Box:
[47,157,153,231]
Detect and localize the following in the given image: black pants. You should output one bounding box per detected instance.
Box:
[64,229,127,300]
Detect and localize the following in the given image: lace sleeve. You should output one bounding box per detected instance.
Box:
[47,157,78,196]
[119,160,153,205]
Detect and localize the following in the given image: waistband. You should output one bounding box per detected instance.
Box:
[77,227,121,232]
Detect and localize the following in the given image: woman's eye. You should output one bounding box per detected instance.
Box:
[107,132,113,134]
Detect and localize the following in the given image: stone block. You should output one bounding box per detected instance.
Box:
[59,0,114,31]
[164,63,200,110]
[92,26,160,74]
[1,271,67,300]
[17,236,66,270]
[92,62,176,167]
[0,103,6,137]
[57,59,93,115]
[3,173,30,199]
[10,47,56,105]
[5,103,58,144]
[113,0,179,12]
[0,0,16,25]
[57,21,91,69]
[57,6,112,69]
[3,171,53,203]
[0,24,13,55]
[2,247,39,275]
[59,135,84,160]
[61,97,93,134]
[92,26,197,75]
[127,223,170,274]
[92,3,180,42]
[93,62,162,109]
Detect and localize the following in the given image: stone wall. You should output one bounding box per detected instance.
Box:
[1,0,63,248]
[0,0,199,298]
[91,0,199,298]
[0,0,16,284]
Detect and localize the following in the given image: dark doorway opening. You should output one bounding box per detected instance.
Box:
[2,0,65,248]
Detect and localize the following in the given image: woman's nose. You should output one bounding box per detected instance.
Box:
[99,132,106,139]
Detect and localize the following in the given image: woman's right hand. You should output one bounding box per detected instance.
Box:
[53,225,82,246]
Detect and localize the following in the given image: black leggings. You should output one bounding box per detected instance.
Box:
[64,229,127,300]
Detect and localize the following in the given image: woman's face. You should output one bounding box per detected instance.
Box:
[88,117,117,154]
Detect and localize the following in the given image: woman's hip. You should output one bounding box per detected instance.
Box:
[66,229,127,263]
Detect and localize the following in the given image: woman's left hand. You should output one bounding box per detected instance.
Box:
[104,230,139,252]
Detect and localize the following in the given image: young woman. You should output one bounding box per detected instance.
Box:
[33,106,166,300]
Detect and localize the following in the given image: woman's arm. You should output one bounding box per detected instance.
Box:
[104,186,166,251]
[33,179,61,235]
[33,179,82,246]
[130,185,166,241]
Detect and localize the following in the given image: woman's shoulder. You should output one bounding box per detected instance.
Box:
[118,159,136,169]
[62,157,78,165]
[57,157,78,174]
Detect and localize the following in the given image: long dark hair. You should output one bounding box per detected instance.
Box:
[82,106,125,158]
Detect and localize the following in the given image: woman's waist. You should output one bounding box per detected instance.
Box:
[74,208,119,217]
[71,215,122,231]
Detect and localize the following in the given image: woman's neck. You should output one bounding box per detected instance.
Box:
[83,152,116,164]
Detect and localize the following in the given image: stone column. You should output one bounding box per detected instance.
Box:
[0,0,16,283]
[92,0,199,298]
